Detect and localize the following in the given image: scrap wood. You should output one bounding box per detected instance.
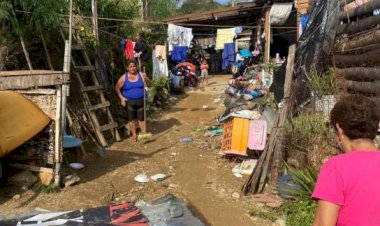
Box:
[242,45,295,195]
[67,105,106,157]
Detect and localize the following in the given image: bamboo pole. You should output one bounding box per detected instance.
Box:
[336,67,380,81]
[20,35,33,70]
[335,29,380,52]
[339,1,380,20]
[337,15,380,36]
[334,48,380,67]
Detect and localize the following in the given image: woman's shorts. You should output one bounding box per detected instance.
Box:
[201,71,208,78]
[126,99,144,121]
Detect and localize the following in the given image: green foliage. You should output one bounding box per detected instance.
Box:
[265,60,280,75]
[282,198,317,226]
[177,0,227,14]
[249,208,278,222]
[310,68,337,97]
[285,164,318,198]
[150,0,178,20]
[33,181,58,193]
[285,111,327,151]
[152,77,168,91]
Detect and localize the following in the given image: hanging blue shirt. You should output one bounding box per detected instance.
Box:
[222,43,236,70]
[122,73,144,100]
[172,46,188,63]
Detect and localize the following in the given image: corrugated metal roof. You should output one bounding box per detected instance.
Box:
[164,3,262,24]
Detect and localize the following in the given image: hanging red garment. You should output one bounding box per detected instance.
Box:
[125,39,135,60]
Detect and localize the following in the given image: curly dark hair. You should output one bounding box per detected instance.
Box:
[125,59,137,71]
[330,94,379,140]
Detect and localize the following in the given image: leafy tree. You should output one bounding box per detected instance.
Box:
[177,0,226,15]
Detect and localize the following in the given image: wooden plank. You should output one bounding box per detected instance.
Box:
[82,85,103,92]
[264,7,271,63]
[0,72,69,90]
[89,101,111,111]
[17,89,56,95]
[74,65,96,72]
[337,15,380,36]
[335,28,380,53]
[9,163,54,174]
[339,1,380,20]
[270,44,295,185]
[99,122,118,132]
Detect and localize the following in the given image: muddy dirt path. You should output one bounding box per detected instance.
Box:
[0,75,274,226]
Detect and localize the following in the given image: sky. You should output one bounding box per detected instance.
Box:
[178,0,231,7]
[215,0,231,4]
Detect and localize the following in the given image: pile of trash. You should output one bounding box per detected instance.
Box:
[217,63,277,176]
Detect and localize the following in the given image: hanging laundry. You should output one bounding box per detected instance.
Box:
[152,50,169,80]
[134,40,150,62]
[234,26,243,34]
[270,3,293,26]
[155,45,167,61]
[222,43,236,70]
[197,37,216,48]
[172,46,188,63]
[216,28,236,50]
[167,23,193,51]
[125,39,135,60]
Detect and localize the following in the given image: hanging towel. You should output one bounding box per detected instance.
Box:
[125,39,135,60]
[216,28,235,50]
[155,45,167,61]
[222,43,235,70]
[152,50,169,80]
[172,46,188,63]
[167,24,193,51]
[270,3,293,26]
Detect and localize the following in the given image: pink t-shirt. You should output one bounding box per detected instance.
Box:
[312,151,380,226]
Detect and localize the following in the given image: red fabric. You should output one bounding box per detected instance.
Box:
[125,40,134,60]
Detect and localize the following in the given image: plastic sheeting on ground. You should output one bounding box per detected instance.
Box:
[0,194,204,226]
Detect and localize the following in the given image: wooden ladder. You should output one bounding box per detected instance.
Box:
[60,26,120,147]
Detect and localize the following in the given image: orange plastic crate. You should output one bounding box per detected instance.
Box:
[221,117,249,156]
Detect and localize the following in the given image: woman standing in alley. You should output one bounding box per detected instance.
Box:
[312,94,380,226]
[115,59,151,142]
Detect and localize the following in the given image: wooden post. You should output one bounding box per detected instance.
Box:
[264,7,271,63]
[54,86,62,187]
[91,0,99,40]
[270,44,296,184]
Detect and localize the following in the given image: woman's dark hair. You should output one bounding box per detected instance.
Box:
[125,59,137,71]
[330,94,379,140]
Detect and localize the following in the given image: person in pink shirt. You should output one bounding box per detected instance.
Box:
[200,59,209,87]
[312,94,380,226]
